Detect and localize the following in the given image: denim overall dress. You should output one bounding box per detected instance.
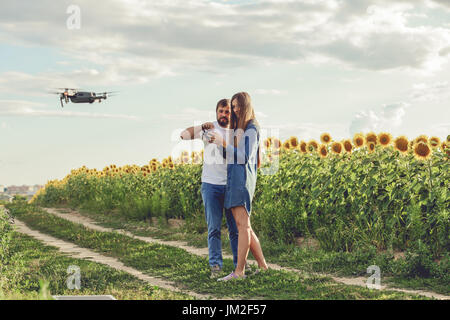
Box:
[222,119,260,216]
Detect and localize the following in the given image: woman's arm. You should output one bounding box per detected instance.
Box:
[221,128,258,164]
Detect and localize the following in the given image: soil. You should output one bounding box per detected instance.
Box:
[11,218,210,300]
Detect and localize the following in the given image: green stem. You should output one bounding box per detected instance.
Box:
[427,158,433,200]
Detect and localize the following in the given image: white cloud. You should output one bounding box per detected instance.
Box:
[349,102,409,135]
[255,111,269,118]
[0,0,448,89]
[410,81,450,102]
[428,122,450,139]
[426,0,450,10]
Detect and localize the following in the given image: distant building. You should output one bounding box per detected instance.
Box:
[0,185,5,193]
[4,184,44,196]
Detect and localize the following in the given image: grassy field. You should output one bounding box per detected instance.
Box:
[3,201,435,300]
[0,233,193,300]
[44,201,449,296]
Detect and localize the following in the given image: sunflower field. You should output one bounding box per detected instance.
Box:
[31,132,449,257]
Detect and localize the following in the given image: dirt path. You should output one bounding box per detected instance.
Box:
[9,216,211,300]
[35,207,450,300]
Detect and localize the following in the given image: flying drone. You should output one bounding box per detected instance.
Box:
[50,88,118,108]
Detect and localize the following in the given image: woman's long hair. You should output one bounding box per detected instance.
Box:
[230,92,261,168]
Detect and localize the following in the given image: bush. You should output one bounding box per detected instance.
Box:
[0,206,14,267]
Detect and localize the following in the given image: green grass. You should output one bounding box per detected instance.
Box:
[51,202,450,296]
[6,202,432,300]
[0,231,193,300]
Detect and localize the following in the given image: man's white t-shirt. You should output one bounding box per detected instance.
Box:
[201,121,232,185]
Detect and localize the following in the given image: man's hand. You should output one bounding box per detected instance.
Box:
[210,131,226,148]
[202,122,215,130]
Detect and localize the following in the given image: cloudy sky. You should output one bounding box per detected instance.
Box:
[1,0,449,186]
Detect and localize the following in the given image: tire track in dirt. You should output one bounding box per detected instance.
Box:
[7,215,211,300]
[41,207,449,300]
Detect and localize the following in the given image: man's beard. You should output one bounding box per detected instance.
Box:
[218,117,229,127]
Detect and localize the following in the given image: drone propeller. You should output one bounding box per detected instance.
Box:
[99,91,119,96]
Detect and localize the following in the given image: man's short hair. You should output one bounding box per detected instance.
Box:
[216,99,230,112]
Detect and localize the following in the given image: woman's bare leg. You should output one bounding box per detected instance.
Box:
[231,206,268,276]
[231,206,251,276]
[249,228,268,270]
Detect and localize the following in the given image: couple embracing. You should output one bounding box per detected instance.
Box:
[181,92,268,281]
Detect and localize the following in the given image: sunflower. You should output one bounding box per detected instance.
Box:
[283,140,291,151]
[342,139,353,153]
[393,136,409,154]
[378,132,393,147]
[320,133,332,145]
[318,144,328,158]
[429,136,441,149]
[367,142,376,153]
[299,141,307,153]
[271,138,281,150]
[365,132,378,146]
[289,136,299,148]
[353,133,365,148]
[307,140,319,152]
[414,135,428,145]
[413,141,432,161]
[181,150,189,158]
[193,154,202,164]
[331,141,343,154]
[264,138,271,149]
[440,141,449,156]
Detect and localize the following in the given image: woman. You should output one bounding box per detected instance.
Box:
[210,92,269,281]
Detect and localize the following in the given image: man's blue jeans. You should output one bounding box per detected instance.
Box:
[201,182,238,269]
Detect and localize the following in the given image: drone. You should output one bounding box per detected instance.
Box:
[50,88,118,108]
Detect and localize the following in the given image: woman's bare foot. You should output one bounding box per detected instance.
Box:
[258,263,269,271]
